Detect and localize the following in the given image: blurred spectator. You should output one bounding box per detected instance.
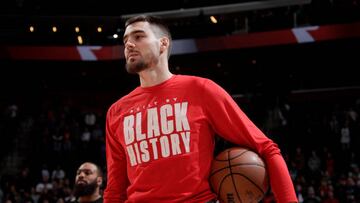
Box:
[340,121,351,151]
[69,162,103,203]
[307,150,322,183]
[6,104,18,119]
[294,146,306,172]
[35,173,53,195]
[303,186,321,203]
[295,183,304,203]
[52,165,66,181]
[84,113,96,127]
[322,190,339,203]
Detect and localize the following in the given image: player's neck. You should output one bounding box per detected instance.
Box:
[139,67,172,88]
[77,194,101,202]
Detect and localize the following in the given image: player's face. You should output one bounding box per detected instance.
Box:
[75,163,99,187]
[123,21,161,74]
[74,163,101,196]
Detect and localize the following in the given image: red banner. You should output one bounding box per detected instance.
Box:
[1,21,360,61]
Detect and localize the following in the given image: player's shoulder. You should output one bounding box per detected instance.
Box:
[174,74,211,86]
[106,87,141,116]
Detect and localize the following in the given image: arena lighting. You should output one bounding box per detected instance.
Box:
[52,26,57,32]
[210,16,218,24]
[29,26,34,32]
[77,35,83,44]
[121,0,312,20]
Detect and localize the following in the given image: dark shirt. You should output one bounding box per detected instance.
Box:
[69,197,103,203]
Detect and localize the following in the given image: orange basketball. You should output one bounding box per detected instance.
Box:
[209,147,269,203]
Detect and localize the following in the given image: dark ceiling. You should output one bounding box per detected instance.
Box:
[2,0,266,16]
[1,0,359,45]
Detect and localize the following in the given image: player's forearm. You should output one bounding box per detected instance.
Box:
[266,154,297,203]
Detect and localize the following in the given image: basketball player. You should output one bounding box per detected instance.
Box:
[71,162,103,203]
[104,15,298,203]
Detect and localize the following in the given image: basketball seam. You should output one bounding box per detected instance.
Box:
[228,150,243,203]
[214,149,250,161]
[209,163,265,177]
[215,150,230,201]
[214,173,267,203]
[231,172,266,196]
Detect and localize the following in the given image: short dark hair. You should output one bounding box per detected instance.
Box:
[79,162,103,177]
[125,15,172,58]
[94,163,103,177]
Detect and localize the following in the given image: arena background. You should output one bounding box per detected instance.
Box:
[1,0,360,202]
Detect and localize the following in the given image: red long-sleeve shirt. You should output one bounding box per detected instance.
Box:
[104,75,297,203]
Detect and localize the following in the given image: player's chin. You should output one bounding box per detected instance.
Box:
[126,60,137,68]
[125,63,141,74]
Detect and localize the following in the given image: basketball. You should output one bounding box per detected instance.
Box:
[209,147,269,203]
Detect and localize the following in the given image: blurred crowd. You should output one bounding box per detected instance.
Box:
[0,94,359,203]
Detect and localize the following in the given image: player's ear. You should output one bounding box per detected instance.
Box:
[160,37,169,54]
[97,176,103,186]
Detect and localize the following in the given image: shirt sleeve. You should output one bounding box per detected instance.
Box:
[103,107,129,203]
[201,79,298,203]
